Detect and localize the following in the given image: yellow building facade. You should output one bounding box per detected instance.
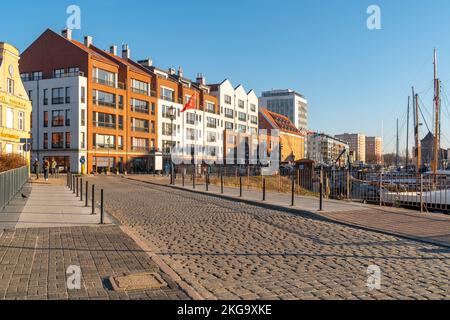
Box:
[0,42,32,161]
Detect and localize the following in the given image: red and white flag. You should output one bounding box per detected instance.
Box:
[181,95,196,113]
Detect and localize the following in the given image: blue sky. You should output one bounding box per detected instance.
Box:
[1,0,450,153]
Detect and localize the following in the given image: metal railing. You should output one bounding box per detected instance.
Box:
[0,166,29,211]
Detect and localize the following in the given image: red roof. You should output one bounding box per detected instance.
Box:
[260,108,304,136]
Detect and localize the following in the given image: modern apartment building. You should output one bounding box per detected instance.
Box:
[259,108,305,162]
[307,132,349,167]
[335,133,366,164]
[365,136,382,165]
[259,89,308,131]
[20,29,157,173]
[0,42,32,159]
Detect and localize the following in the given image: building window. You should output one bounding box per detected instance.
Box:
[93,68,116,87]
[32,71,43,80]
[65,132,71,149]
[18,112,24,131]
[224,95,232,105]
[94,134,115,149]
[206,102,215,113]
[80,132,85,149]
[131,137,149,151]
[238,124,247,133]
[65,87,71,103]
[7,78,14,95]
[238,112,246,122]
[81,86,86,103]
[250,103,256,112]
[93,112,116,129]
[81,109,86,126]
[185,112,196,125]
[53,69,65,78]
[118,95,124,109]
[51,132,64,149]
[43,111,48,127]
[6,107,14,129]
[151,103,156,115]
[93,90,116,108]
[43,89,48,105]
[65,109,71,126]
[162,123,174,136]
[151,121,156,134]
[118,115,123,130]
[52,88,64,104]
[131,118,149,133]
[206,117,217,128]
[68,67,79,76]
[160,87,174,102]
[225,122,233,130]
[131,79,149,95]
[43,133,48,149]
[21,73,30,81]
[238,100,245,108]
[52,110,64,127]
[131,98,149,114]
[225,108,234,119]
[28,90,33,102]
[250,115,258,125]
[118,136,124,150]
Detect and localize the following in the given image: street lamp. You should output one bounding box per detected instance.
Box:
[169,105,176,184]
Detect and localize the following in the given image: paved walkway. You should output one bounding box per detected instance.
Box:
[128,175,450,248]
[0,179,110,229]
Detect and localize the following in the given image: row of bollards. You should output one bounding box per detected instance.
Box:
[67,172,105,224]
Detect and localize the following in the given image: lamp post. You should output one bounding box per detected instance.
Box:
[169,105,176,185]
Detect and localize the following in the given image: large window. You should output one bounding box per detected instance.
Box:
[52,110,64,127]
[53,69,65,78]
[7,79,14,95]
[81,109,86,126]
[18,112,24,131]
[224,95,232,105]
[43,89,48,105]
[94,134,115,149]
[65,132,71,149]
[250,115,258,125]
[81,86,86,103]
[162,123,174,136]
[207,131,217,143]
[65,109,71,126]
[131,79,149,95]
[238,100,245,109]
[51,132,64,149]
[225,122,233,130]
[206,102,215,113]
[131,98,149,114]
[93,68,115,87]
[43,133,48,149]
[238,112,247,122]
[250,103,256,112]
[65,87,71,103]
[186,112,196,125]
[93,112,116,129]
[6,107,13,129]
[132,118,149,133]
[206,117,217,128]
[43,111,48,127]
[93,90,116,108]
[52,88,64,104]
[225,108,234,119]
[132,137,149,151]
[160,87,174,102]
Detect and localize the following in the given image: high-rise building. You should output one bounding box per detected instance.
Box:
[20,29,158,173]
[365,136,382,165]
[335,133,366,163]
[307,132,349,167]
[0,42,32,159]
[258,89,308,130]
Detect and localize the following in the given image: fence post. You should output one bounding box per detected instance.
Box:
[73,176,76,194]
[80,178,83,201]
[206,171,209,192]
[379,172,383,207]
[239,174,243,197]
[100,189,104,224]
[92,184,95,215]
[346,169,350,200]
[76,176,79,197]
[420,174,424,213]
[319,166,324,211]
[262,177,266,201]
[291,171,295,206]
[193,169,196,189]
[85,181,88,207]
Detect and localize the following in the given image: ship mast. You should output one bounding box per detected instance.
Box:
[413,87,421,174]
[433,48,440,173]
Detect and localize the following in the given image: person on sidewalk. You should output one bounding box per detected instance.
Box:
[43,159,50,181]
[33,159,40,180]
[51,159,57,177]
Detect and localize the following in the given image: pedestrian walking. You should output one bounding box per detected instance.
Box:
[51,159,57,177]
[43,159,50,181]
[33,159,40,180]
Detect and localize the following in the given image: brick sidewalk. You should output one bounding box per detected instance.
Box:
[0,225,189,300]
[127,175,450,248]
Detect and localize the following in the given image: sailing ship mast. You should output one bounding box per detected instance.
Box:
[433,48,441,173]
[413,87,421,174]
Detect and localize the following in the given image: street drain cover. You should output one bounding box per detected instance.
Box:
[108,273,167,291]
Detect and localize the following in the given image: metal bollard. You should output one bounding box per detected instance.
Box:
[100,189,104,224]
[85,181,88,207]
[73,176,76,194]
[221,172,224,194]
[319,171,324,211]
[92,184,95,215]
[182,171,185,187]
[239,175,242,197]
[193,172,196,189]
[206,173,209,191]
[76,177,79,197]
[262,177,266,201]
[291,172,295,206]
[80,178,83,201]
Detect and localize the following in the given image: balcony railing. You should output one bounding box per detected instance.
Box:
[131,126,149,133]
[93,77,115,88]
[93,99,116,108]
[93,122,116,129]
[131,106,149,114]
[52,97,64,105]
[21,71,85,82]
[132,146,150,152]
[132,87,148,95]
[160,96,175,102]
[207,123,217,129]
[94,143,116,149]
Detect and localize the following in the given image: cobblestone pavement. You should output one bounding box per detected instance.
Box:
[85,176,450,300]
[0,225,189,300]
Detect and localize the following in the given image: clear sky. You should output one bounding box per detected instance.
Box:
[1,0,450,153]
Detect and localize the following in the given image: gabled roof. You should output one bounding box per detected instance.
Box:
[69,39,118,66]
[260,108,303,136]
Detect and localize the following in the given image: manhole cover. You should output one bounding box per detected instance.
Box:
[108,273,167,291]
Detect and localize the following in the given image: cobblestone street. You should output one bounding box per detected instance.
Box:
[84,176,450,300]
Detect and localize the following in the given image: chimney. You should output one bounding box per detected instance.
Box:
[84,35,93,47]
[62,29,72,40]
[178,66,183,78]
[122,44,131,59]
[138,58,153,67]
[196,73,206,85]
[168,68,176,75]
[109,45,117,56]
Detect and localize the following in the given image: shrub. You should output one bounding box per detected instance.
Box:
[0,153,27,173]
